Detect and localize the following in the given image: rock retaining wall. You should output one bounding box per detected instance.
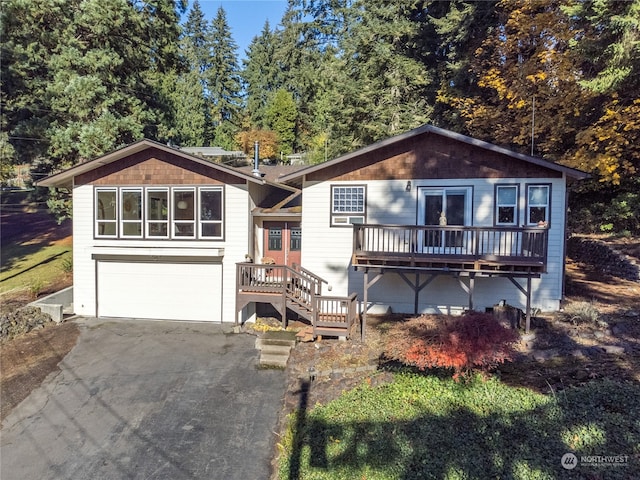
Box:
[567,236,640,281]
[0,306,55,342]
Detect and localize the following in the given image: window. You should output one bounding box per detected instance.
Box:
[495,185,518,226]
[199,188,223,238]
[96,189,117,237]
[268,227,282,250]
[121,188,142,237]
[146,189,169,237]
[173,189,195,238]
[331,185,366,226]
[95,186,225,240]
[290,227,302,251]
[527,185,550,225]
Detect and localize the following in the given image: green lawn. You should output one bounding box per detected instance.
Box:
[0,241,71,297]
[278,373,639,479]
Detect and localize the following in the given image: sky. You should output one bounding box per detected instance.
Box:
[194,0,289,59]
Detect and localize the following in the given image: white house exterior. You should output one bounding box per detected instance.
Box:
[38,140,292,323]
[38,126,587,333]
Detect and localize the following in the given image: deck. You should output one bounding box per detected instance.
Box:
[352,224,548,274]
[235,263,359,339]
[352,224,549,335]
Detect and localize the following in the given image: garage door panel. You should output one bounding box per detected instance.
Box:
[98,261,222,321]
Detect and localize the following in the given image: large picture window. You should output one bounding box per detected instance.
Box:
[95,186,224,240]
[331,185,366,226]
[495,185,519,226]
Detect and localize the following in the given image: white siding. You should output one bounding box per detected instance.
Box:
[301,177,567,314]
[72,183,250,322]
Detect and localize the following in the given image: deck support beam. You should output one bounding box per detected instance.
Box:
[362,269,384,342]
[455,273,476,311]
[507,275,533,333]
[398,272,437,315]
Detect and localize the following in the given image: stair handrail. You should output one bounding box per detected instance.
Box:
[291,262,328,295]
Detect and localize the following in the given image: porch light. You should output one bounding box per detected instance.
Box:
[405,181,412,192]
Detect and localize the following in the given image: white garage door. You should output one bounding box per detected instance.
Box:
[97,261,222,321]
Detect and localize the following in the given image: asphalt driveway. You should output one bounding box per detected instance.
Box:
[0,318,286,480]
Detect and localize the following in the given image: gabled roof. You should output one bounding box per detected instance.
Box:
[36,139,272,188]
[278,124,589,186]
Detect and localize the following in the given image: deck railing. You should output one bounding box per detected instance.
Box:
[236,262,359,338]
[353,224,548,268]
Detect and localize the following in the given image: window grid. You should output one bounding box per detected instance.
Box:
[95,186,224,240]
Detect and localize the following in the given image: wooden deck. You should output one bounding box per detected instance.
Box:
[352,224,548,274]
[235,263,359,339]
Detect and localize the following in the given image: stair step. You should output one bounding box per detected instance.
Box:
[260,344,292,355]
[259,352,289,368]
[255,337,296,349]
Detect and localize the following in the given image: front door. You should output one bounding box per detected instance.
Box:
[418,188,471,252]
[263,221,301,267]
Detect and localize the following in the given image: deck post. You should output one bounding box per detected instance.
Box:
[362,269,384,341]
[362,270,368,342]
[525,275,532,333]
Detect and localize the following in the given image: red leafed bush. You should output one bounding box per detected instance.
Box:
[382,313,519,379]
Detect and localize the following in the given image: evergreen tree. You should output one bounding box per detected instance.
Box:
[171,0,210,145]
[242,21,281,129]
[265,88,298,155]
[207,6,242,149]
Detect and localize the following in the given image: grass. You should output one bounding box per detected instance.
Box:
[278,373,640,479]
[0,241,71,298]
[1,190,72,299]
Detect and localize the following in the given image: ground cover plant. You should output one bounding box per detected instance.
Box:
[277,374,640,479]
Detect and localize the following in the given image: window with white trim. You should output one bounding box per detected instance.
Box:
[146,188,169,238]
[95,186,225,240]
[199,187,223,238]
[527,184,550,225]
[331,185,366,226]
[173,188,196,238]
[495,185,518,226]
[96,188,117,237]
[121,188,143,237]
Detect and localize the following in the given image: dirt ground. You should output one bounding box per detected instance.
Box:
[1,228,639,424]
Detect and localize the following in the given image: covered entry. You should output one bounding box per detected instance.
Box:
[263,221,301,267]
[95,255,223,321]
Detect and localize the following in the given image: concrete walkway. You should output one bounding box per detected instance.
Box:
[0,318,286,480]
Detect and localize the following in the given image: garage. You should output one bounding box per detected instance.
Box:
[96,257,223,322]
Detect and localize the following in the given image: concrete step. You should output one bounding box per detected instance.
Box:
[255,337,296,350]
[259,352,289,368]
[260,344,292,356]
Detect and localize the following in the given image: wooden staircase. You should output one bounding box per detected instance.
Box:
[236,263,359,340]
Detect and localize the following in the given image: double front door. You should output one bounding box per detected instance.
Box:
[263,221,301,267]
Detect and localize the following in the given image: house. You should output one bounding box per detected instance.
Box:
[37,125,587,337]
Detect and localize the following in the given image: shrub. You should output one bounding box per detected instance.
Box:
[560,301,600,324]
[382,313,519,380]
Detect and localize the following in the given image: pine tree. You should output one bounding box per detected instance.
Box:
[242,21,282,130]
[207,7,243,149]
[266,88,298,155]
